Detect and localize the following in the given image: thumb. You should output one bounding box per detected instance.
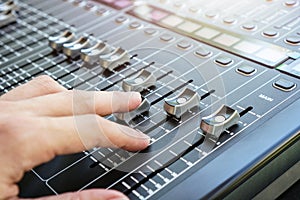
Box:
[18,189,129,200]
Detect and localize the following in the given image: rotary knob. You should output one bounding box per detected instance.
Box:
[164,88,200,118]
[122,69,156,92]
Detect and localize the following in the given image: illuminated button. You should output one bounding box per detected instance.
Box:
[213,34,240,47]
[63,37,90,58]
[233,41,262,54]
[177,21,201,33]
[164,88,200,118]
[200,105,240,140]
[122,69,156,92]
[273,79,296,91]
[194,48,212,58]
[236,65,257,76]
[160,33,174,42]
[144,28,158,35]
[284,0,299,6]
[81,41,111,64]
[115,98,150,122]
[115,16,128,23]
[242,23,257,31]
[285,36,300,45]
[114,0,133,9]
[48,30,75,51]
[263,30,279,37]
[177,40,192,49]
[129,21,142,29]
[215,56,233,66]
[99,47,130,71]
[161,15,184,27]
[195,27,220,39]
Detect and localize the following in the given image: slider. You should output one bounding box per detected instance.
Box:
[122,69,156,92]
[164,88,200,118]
[200,105,240,152]
[48,30,75,51]
[114,98,150,122]
[81,41,111,65]
[0,9,17,28]
[99,47,130,71]
[63,36,90,58]
[0,0,18,12]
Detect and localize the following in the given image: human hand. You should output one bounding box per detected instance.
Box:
[0,75,150,200]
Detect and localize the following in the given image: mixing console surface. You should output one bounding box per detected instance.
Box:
[1,0,299,199]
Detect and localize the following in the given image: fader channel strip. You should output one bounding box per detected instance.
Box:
[1,0,299,199]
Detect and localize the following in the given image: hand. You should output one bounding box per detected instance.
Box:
[0,75,150,200]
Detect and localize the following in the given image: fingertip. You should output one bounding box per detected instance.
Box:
[129,92,142,109]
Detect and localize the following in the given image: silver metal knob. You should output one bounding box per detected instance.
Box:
[81,41,111,64]
[63,36,90,58]
[99,47,130,71]
[122,69,156,92]
[164,88,200,118]
[48,30,75,51]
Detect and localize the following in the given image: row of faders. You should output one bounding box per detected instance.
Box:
[0,0,18,27]
[48,30,130,71]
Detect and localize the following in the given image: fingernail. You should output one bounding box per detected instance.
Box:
[130,92,142,103]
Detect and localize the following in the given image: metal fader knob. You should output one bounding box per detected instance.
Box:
[200,105,240,139]
[122,69,156,92]
[164,88,200,118]
[81,41,111,65]
[99,47,130,71]
[48,30,75,51]
[63,37,90,58]
[0,9,17,28]
[114,98,150,122]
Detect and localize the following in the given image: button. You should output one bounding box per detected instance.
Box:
[85,2,95,10]
[164,88,200,118]
[122,69,156,92]
[200,105,240,152]
[115,16,128,23]
[177,40,192,49]
[284,0,299,6]
[144,28,158,35]
[115,98,150,122]
[0,9,17,28]
[273,79,296,91]
[262,30,279,37]
[99,47,130,71]
[81,41,111,65]
[160,33,174,42]
[242,23,257,31]
[284,36,300,45]
[73,0,83,5]
[223,17,237,24]
[189,7,199,13]
[63,37,91,58]
[215,56,233,66]
[96,8,109,16]
[129,21,142,29]
[236,65,257,76]
[48,30,75,51]
[194,48,212,58]
[205,10,218,18]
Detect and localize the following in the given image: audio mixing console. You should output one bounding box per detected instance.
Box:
[1,0,300,199]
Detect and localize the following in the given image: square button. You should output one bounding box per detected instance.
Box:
[195,27,220,39]
[177,21,201,33]
[273,79,296,91]
[234,41,262,54]
[213,34,240,47]
[161,15,184,27]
